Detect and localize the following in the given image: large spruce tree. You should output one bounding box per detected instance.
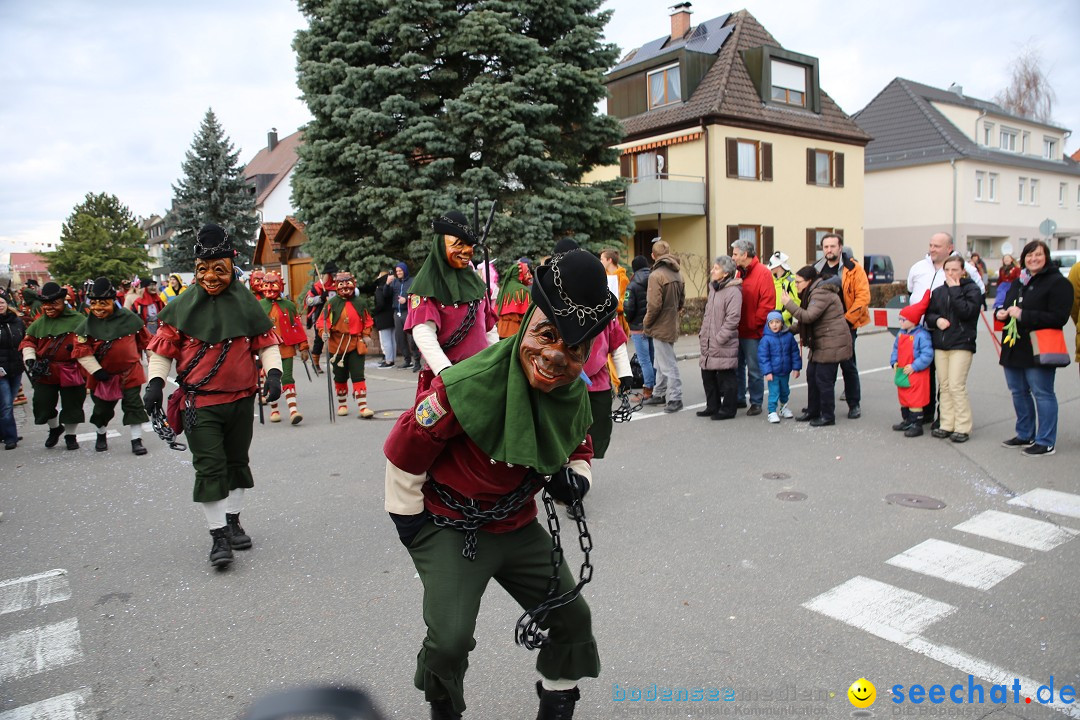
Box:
[165,109,259,270]
[45,192,150,286]
[291,0,632,278]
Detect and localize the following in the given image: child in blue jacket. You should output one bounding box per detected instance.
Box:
[758,311,802,423]
[890,291,935,437]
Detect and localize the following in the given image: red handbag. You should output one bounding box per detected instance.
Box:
[93,374,124,402]
[1031,328,1070,367]
[166,387,187,435]
[57,361,85,388]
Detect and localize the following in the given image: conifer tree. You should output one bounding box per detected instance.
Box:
[45,192,150,286]
[292,0,632,278]
[165,109,258,270]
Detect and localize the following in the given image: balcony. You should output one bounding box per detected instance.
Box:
[618,174,705,219]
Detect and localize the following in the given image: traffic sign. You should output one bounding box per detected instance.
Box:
[1039,218,1057,237]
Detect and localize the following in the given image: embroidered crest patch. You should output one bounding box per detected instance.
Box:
[415,392,447,427]
[410,295,421,310]
[75,335,87,344]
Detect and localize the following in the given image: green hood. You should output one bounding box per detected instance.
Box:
[158,281,274,343]
[408,234,487,305]
[26,307,84,337]
[76,306,145,341]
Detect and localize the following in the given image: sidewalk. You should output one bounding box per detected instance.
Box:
[670,323,888,362]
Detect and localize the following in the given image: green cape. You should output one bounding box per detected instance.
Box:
[259,296,301,325]
[325,293,370,320]
[495,263,530,310]
[76,306,145,341]
[441,306,592,475]
[408,234,487,305]
[157,281,274,344]
[26,307,84,337]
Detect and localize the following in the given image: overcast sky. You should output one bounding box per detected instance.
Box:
[2,0,1077,255]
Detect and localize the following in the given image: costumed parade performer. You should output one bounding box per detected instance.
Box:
[405,210,497,397]
[316,271,376,418]
[384,249,615,720]
[259,271,310,424]
[72,277,152,455]
[142,224,282,569]
[494,258,532,339]
[19,282,87,450]
[305,263,337,367]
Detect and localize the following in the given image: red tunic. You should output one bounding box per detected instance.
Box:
[146,322,279,409]
[268,303,309,359]
[18,332,79,385]
[316,303,372,356]
[894,332,931,409]
[71,329,152,390]
[404,296,496,365]
[384,377,593,534]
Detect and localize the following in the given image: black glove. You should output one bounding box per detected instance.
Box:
[24,359,36,377]
[546,467,590,505]
[93,369,112,382]
[262,368,282,403]
[618,376,634,393]
[389,512,429,547]
[143,377,165,414]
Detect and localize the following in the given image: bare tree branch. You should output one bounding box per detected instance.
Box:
[994,48,1056,124]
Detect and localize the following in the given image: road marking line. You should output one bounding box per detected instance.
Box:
[801,576,955,643]
[954,510,1079,552]
[885,539,1024,590]
[0,689,92,720]
[0,618,84,683]
[0,569,71,616]
[1008,489,1080,520]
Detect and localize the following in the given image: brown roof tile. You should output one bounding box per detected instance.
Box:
[244,130,302,206]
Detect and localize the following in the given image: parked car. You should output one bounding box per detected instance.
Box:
[863,254,894,284]
[1050,250,1078,277]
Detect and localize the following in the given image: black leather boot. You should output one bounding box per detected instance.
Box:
[131,439,147,456]
[225,513,252,550]
[536,681,579,720]
[429,698,462,719]
[45,424,65,448]
[64,434,79,450]
[95,433,108,452]
[209,527,234,568]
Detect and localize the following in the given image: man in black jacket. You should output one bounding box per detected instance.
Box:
[622,255,655,399]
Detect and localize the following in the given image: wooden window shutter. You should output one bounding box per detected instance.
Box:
[762,143,773,181]
[806,229,817,265]
[762,226,774,259]
[806,148,816,185]
[727,225,739,247]
[620,153,632,178]
[726,138,738,178]
[834,152,845,187]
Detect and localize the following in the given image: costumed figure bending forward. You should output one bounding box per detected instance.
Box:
[384,249,617,720]
[405,210,497,398]
[18,282,88,450]
[141,224,282,569]
[260,271,310,424]
[72,277,152,455]
[316,271,376,418]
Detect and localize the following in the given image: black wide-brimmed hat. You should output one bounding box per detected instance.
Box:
[530,249,617,346]
[431,210,476,245]
[194,223,237,260]
[86,277,116,300]
[39,282,66,302]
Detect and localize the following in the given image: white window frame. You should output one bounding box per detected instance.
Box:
[1018,177,1027,204]
[1021,131,1030,154]
[999,128,1018,152]
[983,122,994,146]
[770,59,807,107]
[1043,137,1057,160]
[1059,182,1067,207]
[989,173,998,202]
[814,150,833,186]
[647,63,681,109]
[1030,178,1039,205]
[737,140,759,180]
[975,171,985,200]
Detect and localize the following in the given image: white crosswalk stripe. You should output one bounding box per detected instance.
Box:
[954,510,1079,551]
[0,690,92,720]
[0,618,84,683]
[885,538,1025,590]
[801,576,955,644]
[0,569,71,616]
[1008,488,1080,520]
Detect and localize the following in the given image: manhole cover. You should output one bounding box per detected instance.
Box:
[776,491,807,502]
[885,493,946,510]
[763,472,790,480]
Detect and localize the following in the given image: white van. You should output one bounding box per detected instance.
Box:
[1049,251,1078,277]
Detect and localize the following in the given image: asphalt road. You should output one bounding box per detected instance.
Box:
[2,324,1078,720]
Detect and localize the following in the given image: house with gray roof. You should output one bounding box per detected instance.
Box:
[854,77,1080,276]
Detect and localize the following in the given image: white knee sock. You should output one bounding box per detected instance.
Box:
[541,678,578,692]
[201,500,228,529]
[47,417,60,429]
[129,424,142,440]
[96,425,107,436]
[65,423,79,436]
[225,488,245,515]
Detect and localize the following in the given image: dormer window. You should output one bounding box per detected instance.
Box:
[648,64,682,108]
[770,59,806,107]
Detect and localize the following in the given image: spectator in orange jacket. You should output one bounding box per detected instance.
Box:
[814,233,870,419]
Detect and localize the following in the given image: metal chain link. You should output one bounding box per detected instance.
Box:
[428,473,542,559]
[149,407,186,451]
[176,339,233,430]
[440,300,478,351]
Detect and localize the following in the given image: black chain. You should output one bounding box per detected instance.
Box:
[149,406,186,451]
[428,473,543,560]
[93,339,115,364]
[175,339,233,431]
[515,489,593,650]
[611,389,643,423]
[440,300,478,350]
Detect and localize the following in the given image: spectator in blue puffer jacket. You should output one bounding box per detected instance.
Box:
[757,310,802,423]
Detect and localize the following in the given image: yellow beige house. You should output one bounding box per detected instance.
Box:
[586,4,870,292]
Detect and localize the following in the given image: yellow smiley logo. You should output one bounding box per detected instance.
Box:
[848,678,876,708]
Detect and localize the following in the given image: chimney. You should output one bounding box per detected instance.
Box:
[948,83,963,98]
[670,2,692,40]
[267,128,278,152]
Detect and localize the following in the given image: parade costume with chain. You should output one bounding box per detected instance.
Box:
[316,272,376,418]
[19,283,87,449]
[259,272,310,424]
[385,250,617,719]
[72,278,152,454]
[406,211,497,397]
[142,224,282,568]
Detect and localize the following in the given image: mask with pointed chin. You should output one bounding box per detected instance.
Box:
[196,258,234,296]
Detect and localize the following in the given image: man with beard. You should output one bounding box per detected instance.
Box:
[142,224,282,569]
[406,210,498,397]
[259,271,310,424]
[317,270,376,418]
[384,249,614,720]
[72,277,153,454]
[19,282,88,450]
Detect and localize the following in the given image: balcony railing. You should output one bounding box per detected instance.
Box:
[619,173,705,218]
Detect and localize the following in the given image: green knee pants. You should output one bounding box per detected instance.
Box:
[331,350,366,384]
[31,382,86,426]
[407,520,600,713]
[90,386,148,428]
[280,356,294,385]
[185,395,255,503]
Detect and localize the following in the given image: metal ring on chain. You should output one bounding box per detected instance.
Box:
[548,253,615,325]
[611,389,643,423]
[149,407,186,451]
[427,474,542,560]
[440,300,478,351]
